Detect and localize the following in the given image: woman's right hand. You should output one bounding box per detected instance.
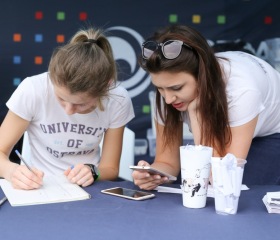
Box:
[132,160,168,190]
[9,164,44,190]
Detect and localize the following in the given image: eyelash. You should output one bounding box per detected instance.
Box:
[172,86,182,91]
[157,86,182,92]
[58,98,86,107]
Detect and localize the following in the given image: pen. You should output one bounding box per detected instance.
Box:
[0,196,7,206]
[15,149,35,174]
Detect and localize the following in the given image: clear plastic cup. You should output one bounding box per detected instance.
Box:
[211,157,247,215]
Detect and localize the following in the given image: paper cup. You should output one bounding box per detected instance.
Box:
[211,157,247,215]
[180,145,213,208]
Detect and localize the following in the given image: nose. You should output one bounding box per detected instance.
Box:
[164,92,175,104]
[63,103,76,115]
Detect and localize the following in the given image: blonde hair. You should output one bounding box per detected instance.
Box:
[48,27,117,110]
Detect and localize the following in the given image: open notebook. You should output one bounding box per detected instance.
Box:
[0,175,91,207]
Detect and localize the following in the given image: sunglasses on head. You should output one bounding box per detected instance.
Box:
[142,40,192,60]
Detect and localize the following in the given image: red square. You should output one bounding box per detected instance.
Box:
[79,12,87,21]
[35,11,43,20]
[264,16,272,24]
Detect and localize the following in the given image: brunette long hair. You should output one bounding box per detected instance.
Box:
[139,25,231,156]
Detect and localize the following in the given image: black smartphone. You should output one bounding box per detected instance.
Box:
[101,187,155,201]
[129,165,177,181]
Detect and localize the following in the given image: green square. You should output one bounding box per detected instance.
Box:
[142,105,150,114]
[169,14,178,23]
[217,15,226,24]
[57,12,65,20]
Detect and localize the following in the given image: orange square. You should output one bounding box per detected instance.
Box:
[13,33,21,42]
[35,56,43,65]
[56,34,65,43]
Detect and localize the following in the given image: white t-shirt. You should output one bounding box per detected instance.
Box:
[7,72,135,175]
[155,51,280,138]
[216,51,280,137]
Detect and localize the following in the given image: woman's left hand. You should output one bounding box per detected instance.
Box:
[187,97,199,113]
[64,164,94,187]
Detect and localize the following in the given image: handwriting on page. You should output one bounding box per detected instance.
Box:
[0,175,90,206]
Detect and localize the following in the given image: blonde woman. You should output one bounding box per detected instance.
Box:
[0,27,134,189]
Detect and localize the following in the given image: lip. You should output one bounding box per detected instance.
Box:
[172,102,184,109]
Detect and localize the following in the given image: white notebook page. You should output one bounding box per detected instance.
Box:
[0,175,91,206]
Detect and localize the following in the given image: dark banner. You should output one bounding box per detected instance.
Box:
[1,0,280,139]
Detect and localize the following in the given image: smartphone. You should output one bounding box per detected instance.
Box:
[101,187,155,201]
[129,165,177,181]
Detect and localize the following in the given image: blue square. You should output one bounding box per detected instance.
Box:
[13,78,21,86]
[35,34,43,42]
[13,56,21,64]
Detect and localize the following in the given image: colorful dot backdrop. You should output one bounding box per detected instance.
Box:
[0,0,279,138]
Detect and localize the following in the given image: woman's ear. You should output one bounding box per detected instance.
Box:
[108,79,114,87]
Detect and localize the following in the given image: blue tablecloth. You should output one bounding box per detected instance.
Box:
[0,181,279,240]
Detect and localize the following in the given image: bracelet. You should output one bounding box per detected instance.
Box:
[85,164,100,181]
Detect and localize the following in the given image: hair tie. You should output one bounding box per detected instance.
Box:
[84,39,97,44]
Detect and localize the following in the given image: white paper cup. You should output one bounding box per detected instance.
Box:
[211,157,247,215]
[180,145,213,208]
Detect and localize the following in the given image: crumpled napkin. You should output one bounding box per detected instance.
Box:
[213,153,245,197]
